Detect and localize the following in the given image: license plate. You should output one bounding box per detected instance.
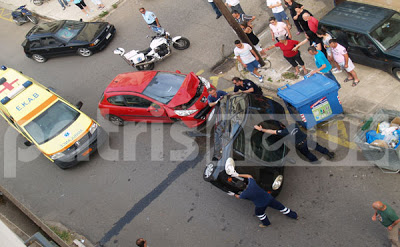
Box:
[106,33,112,39]
[82,148,92,156]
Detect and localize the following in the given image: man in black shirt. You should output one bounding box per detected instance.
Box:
[254,123,334,163]
[232,77,263,95]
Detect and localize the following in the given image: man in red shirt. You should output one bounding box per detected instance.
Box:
[263,35,308,75]
[302,12,318,33]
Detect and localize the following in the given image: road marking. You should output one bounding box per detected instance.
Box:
[316,120,357,150]
[195,69,204,75]
[209,76,220,87]
[0,8,13,22]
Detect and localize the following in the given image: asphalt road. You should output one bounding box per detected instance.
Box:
[0,1,400,247]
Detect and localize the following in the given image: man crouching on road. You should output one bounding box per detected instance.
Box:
[372,201,400,247]
[228,174,298,228]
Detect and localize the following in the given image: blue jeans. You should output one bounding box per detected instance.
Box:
[255,197,298,226]
[58,0,69,7]
[209,2,222,16]
[323,71,341,88]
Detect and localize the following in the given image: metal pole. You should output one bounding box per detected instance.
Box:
[213,0,266,67]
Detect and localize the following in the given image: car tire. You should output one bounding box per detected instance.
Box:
[173,37,190,50]
[27,15,38,24]
[32,54,47,63]
[77,48,93,57]
[108,115,124,126]
[203,163,215,182]
[393,68,400,81]
[135,62,154,71]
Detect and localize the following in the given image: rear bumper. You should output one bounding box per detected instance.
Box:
[53,127,108,169]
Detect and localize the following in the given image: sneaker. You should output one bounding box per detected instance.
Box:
[258,76,264,83]
[62,6,66,10]
[259,224,268,228]
[332,68,342,74]
[327,152,335,160]
[311,160,322,165]
[86,13,89,16]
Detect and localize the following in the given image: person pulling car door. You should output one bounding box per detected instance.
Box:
[228,174,298,228]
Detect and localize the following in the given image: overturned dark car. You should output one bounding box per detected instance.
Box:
[22,20,116,63]
[203,93,289,197]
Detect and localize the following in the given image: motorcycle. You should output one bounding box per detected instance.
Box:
[12,5,38,26]
[113,28,190,70]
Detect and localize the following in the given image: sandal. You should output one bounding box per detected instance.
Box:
[343,78,353,82]
[352,80,360,87]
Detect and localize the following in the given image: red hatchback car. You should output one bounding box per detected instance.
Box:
[98,71,213,128]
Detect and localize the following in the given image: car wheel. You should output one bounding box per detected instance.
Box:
[393,68,400,81]
[32,54,47,63]
[135,62,154,71]
[173,37,190,50]
[77,48,93,57]
[108,115,124,126]
[203,163,215,182]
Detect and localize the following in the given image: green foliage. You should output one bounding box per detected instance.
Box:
[99,11,109,18]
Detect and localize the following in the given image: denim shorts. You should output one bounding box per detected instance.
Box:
[246,60,260,72]
[273,11,289,22]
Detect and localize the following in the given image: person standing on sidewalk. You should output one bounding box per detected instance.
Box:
[232,77,263,95]
[316,29,342,73]
[139,8,163,34]
[240,22,263,53]
[232,10,255,27]
[228,173,298,228]
[91,0,105,9]
[284,0,303,35]
[372,201,400,247]
[329,39,360,86]
[70,0,92,16]
[234,40,264,82]
[302,12,319,34]
[307,46,340,87]
[225,0,245,14]
[293,6,312,33]
[254,123,335,163]
[269,16,292,42]
[263,35,308,76]
[266,0,291,29]
[208,0,222,19]
[58,0,70,10]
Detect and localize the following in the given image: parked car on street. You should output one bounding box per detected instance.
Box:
[22,20,116,63]
[320,1,400,80]
[98,70,213,128]
[0,66,107,169]
[203,93,289,197]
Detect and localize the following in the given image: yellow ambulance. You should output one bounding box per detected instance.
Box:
[0,66,107,169]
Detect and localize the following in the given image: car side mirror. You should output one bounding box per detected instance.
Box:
[24,140,32,147]
[75,101,83,110]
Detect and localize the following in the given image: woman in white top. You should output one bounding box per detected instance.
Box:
[269,16,292,42]
[316,29,341,72]
[225,0,245,14]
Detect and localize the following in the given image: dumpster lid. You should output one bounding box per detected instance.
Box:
[277,74,340,107]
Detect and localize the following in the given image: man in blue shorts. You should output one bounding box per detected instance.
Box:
[234,40,264,82]
[207,88,227,107]
[139,7,162,34]
[266,0,291,29]
[307,46,340,88]
[228,173,298,227]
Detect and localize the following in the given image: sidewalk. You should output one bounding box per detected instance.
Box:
[0,0,122,21]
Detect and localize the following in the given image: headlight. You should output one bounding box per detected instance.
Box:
[174,109,198,116]
[204,163,215,179]
[198,76,211,89]
[51,152,65,160]
[89,122,98,134]
[272,175,283,190]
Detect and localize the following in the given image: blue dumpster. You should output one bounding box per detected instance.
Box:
[277,73,343,129]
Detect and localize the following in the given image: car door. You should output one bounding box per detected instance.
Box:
[123,94,169,122]
[346,32,387,69]
[37,37,70,57]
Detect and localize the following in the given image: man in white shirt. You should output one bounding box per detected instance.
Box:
[234,40,264,82]
[266,0,291,29]
[225,0,244,14]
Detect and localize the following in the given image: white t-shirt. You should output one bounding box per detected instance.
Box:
[331,43,348,64]
[269,22,287,37]
[226,0,240,6]
[266,0,284,13]
[234,43,255,64]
